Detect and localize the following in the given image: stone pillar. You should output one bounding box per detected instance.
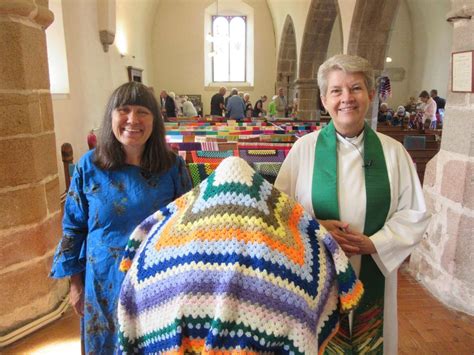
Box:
[409,0,474,315]
[294,78,319,120]
[276,23,297,102]
[0,0,68,341]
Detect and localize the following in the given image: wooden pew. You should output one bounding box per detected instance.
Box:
[60,143,74,204]
[406,149,439,184]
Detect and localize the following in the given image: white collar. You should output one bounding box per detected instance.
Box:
[336,130,365,147]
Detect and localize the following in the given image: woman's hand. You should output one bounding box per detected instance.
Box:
[318,219,362,255]
[345,228,377,255]
[70,273,84,317]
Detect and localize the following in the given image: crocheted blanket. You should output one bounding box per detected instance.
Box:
[118,157,363,354]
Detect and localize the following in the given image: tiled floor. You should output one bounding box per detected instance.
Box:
[2,269,474,354]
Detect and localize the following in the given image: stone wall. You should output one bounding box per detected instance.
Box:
[276,15,297,101]
[297,0,338,120]
[409,0,474,315]
[0,0,68,339]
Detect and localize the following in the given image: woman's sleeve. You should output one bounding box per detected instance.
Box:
[50,162,89,278]
[370,145,431,276]
[174,155,193,198]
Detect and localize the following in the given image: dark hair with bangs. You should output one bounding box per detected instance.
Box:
[94,82,175,173]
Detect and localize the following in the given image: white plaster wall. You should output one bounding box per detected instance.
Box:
[151,0,276,115]
[337,0,356,53]
[327,13,343,58]
[46,0,70,94]
[50,0,159,192]
[406,0,452,99]
[384,0,413,109]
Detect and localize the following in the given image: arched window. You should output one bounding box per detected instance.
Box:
[204,0,253,86]
[212,16,246,82]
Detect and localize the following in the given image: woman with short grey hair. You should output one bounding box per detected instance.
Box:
[276,54,430,354]
[317,54,375,96]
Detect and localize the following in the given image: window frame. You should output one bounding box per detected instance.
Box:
[211,15,247,83]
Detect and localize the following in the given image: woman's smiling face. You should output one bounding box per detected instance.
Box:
[111,105,153,150]
[321,70,374,136]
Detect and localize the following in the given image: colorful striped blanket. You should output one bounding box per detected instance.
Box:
[118,157,363,354]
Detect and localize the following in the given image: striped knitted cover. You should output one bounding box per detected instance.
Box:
[118,157,363,354]
[252,162,283,184]
[188,163,218,187]
[190,150,239,164]
[238,149,286,164]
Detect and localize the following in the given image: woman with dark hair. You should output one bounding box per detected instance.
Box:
[252,95,267,117]
[50,82,192,353]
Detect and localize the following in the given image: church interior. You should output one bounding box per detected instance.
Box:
[1,0,473,353]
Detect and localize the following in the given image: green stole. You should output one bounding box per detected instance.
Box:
[312,121,390,354]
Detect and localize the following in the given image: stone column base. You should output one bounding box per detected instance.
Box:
[294,78,319,120]
[409,149,474,315]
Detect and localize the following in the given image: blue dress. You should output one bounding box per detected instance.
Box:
[50,150,192,354]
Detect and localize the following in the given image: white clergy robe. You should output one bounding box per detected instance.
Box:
[275,129,431,355]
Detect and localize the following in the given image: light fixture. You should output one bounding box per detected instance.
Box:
[386,57,392,63]
[115,25,128,58]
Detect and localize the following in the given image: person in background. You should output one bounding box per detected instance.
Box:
[409,103,424,130]
[253,95,267,117]
[267,95,278,119]
[419,90,437,129]
[291,97,299,118]
[391,105,408,127]
[377,102,393,123]
[168,91,179,117]
[275,87,288,118]
[404,96,417,114]
[226,88,245,120]
[160,90,177,119]
[224,88,237,117]
[50,82,192,353]
[430,89,446,114]
[182,96,198,117]
[210,87,226,116]
[275,54,430,354]
[243,93,253,118]
[430,89,446,127]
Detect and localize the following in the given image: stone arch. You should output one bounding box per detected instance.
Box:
[276,15,297,103]
[296,0,339,119]
[347,0,399,71]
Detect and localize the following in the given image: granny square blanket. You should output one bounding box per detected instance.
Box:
[118,157,363,354]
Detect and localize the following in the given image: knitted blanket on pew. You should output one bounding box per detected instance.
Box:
[118,157,363,354]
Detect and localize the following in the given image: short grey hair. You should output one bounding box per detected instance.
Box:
[317,54,374,96]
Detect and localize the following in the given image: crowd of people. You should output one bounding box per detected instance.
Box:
[378,89,446,129]
[51,54,431,354]
[210,85,298,120]
[158,90,200,119]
